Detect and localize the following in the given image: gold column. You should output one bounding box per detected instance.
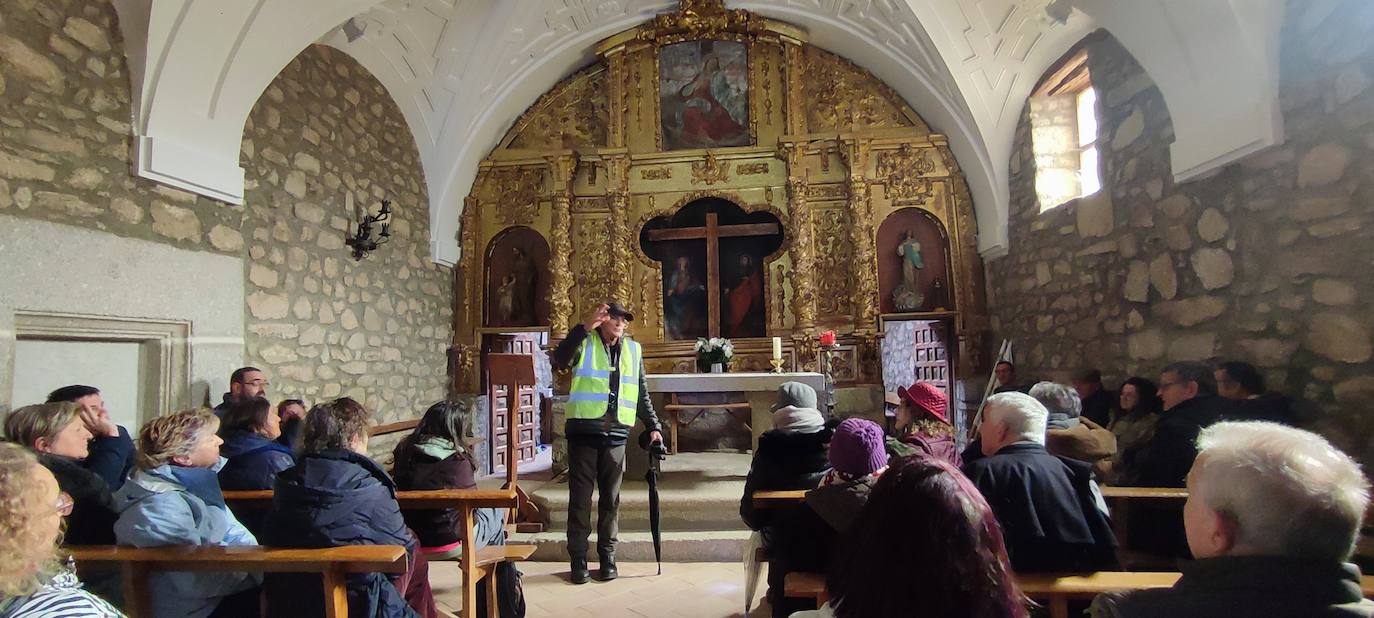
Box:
[843,137,879,333]
[606,49,627,149]
[452,194,481,393]
[782,144,816,334]
[546,154,578,338]
[782,38,806,135]
[606,154,633,306]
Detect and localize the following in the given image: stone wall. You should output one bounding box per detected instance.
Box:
[986,1,1374,462]
[0,1,452,425]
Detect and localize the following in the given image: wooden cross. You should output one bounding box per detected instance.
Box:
[645,212,781,337]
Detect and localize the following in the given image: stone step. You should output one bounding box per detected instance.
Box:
[514,530,754,563]
[532,479,750,532]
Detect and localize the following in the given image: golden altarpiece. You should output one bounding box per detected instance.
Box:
[450,0,990,404]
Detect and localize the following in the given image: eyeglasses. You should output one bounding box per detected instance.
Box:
[55,492,74,516]
[243,380,270,388]
[1158,381,1183,390]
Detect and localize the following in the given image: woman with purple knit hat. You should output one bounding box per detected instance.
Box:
[767,418,888,618]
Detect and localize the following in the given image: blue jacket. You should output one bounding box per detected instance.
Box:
[262,449,419,618]
[111,462,260,618]
[219,429,295,537]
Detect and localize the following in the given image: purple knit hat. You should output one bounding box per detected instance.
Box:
[829,417,889,477]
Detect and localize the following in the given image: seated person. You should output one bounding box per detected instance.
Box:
[217,397,295,536]
[1073,369,1116,427]
[1104,377,1161,484]
[963,392,1118,573]
[263,398,435,618]
[792,456,1029,618]
[392,400,506,558]
[1091,422,1374,617]
[46,385,136,490]
[1032,381,1116,477]
[770,418,888,618]
[0,442,123,617]
[112,409,260,618]
[739,382,831,537]
[1215,361,1300,426]
[275,398,307,448]
[1125,362,1230,488]
[4,402,120,546]
[887,382,961,466]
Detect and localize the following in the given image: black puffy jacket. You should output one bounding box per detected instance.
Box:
[39,454,118,545]
[739,428,831,531]
[262,449,418,618]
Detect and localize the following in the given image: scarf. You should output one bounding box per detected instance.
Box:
[168,459,228,507]
[771,405,824,434]
[414,436,464,460]
[1046,412,1079,431]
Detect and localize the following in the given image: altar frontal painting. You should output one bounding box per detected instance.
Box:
[660,40,750,150]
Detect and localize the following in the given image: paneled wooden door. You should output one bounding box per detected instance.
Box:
[911,320,953,401]
[483,334,539,475]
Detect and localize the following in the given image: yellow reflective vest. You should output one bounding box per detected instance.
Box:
[566,333,641,426]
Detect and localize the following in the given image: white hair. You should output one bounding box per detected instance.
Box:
[1028,381,1082,418]
[1194,421,1369,561]
[983,392,1048,445]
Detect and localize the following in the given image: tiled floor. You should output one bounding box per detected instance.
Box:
[429,561,774,618]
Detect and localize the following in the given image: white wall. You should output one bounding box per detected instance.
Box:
[0,215,245,414]
[12,340,145,429]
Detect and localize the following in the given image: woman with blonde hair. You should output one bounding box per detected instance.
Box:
[4,402,119,547]
[111,409,259,618]
[0,442,122,617]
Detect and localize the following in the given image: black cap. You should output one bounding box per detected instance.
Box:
[607,301,635,322]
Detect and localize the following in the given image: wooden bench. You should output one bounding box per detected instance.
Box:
[66,544,406,618]
[1100,486,1188,562]
[751,489,807,508]
[663,393,752,454]
[786,570,1374,618]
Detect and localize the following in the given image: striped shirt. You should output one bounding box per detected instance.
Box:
[0,570,123,618]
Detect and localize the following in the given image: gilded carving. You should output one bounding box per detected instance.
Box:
[735,162,769,175]
[772,263,787,329]
[877,144,939,203]
[806,184,846,200]
[691,151,730,185]
[458,195,480,336]
[571,216,615,314]
[814,207,854,318]
[606,155,633,304]
[803,47,924,133]
[489,167,543,225]
[785,173,817,331]
[640,167,673,180]
[546,155,578,337]
[507,68,608,149]
[635,0,770,45]
[843,138,879,331]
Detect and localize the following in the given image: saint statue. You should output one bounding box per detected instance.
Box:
[892,229,925,311]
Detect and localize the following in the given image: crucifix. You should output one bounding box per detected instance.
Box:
[645,212,781,337]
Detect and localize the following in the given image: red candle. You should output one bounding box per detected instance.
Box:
[819,330,836,346]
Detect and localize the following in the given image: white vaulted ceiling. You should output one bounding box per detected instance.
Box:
[113,0,1285,266]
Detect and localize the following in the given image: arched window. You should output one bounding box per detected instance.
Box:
[1030,48,1101,211]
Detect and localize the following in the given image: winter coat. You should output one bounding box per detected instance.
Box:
[1080,388,1116,427]
[887,430,963,468]
[1105,408,1158,485]
[1046,416,1117,478]
[739,427,832,532]
[1125,396,1227,488]
[262,449,419,618]
[1227,392,1302,426]
[111,463,260,618]
[218,429,295,537]
[390,437,479,549]
[1091,556,1374,618]
[766,474,877,618]
[963,442,1118,573]
[85,427,136,491]
[38,454,117,545]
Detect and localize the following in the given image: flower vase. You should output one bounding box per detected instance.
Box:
[710,363,724,373]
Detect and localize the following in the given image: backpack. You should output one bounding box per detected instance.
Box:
[475,561,526,618]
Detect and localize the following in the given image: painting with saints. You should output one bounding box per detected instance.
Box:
[640,198,781,341]
[659,40,751,150]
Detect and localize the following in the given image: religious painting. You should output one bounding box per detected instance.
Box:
[659,40,751,150]
[876,208,952,314]
[485,226,551,327]
[640,197,782,340]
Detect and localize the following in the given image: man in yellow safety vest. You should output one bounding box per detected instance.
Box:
[551,301,663,584]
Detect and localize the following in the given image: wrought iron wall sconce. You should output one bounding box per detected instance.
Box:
[345,199,392,261]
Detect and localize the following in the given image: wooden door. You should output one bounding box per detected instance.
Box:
[911,320,953,400]
[484,334,540,475]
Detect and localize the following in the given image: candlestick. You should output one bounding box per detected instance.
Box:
[771,336,782,360]
[769,358,784,374]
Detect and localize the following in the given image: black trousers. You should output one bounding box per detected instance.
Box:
[566,439,626,560]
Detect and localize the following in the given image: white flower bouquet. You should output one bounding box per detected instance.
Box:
[694,337,734,372]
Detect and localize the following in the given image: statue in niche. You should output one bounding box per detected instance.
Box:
[509,246,536,324]
[495,274,517,324]
[724,253,764,338]
[485,226,550,327]
[892,229,925,311]
[665,255,708,339]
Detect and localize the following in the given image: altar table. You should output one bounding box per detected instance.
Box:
[645,372,826,451]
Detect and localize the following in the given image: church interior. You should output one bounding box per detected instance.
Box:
[2,0,1374,616]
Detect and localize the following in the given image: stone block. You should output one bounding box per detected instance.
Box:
[1168,333,1217,361]
[1291,196,1349,221]
[1112,108,1144,150]
[0,35,65,92]
[1148,254,1177,299]
[1157,194,1192,218]
[258,344,299,364]
[1334,377,1374,404]
[1196,208,1228,242]
[1154,296,1227,326]
[0,151,56,181]
[299,325,326,346]
[1313,279,1356,305]
[150,201,202,241]
[1297,143,1350,187]
[1305,313,1372,363]
[247,291,290,319]
[208,225,244,252]
[1076,191,1113,238]
[62,17,110,52]
[248,264,279,288]
[1191,248,1234,290]
[1128,330,1165,360]
[34,191,100,218]
[1236,339,1299,367]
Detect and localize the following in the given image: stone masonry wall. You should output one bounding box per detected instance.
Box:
[1,2,452,426]
[986,1,1374,463]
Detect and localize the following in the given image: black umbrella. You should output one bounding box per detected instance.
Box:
[642,433,668,575]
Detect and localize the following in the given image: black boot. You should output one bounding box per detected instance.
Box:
[570,556,590,585]
[597,553,618,581]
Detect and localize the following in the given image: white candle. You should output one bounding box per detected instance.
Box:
[772,336,782,360]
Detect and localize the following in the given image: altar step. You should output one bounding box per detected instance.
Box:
[523,451,755,562]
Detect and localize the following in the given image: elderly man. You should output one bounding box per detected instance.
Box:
[1091,422,1374,617]
[1032,381,1115,477]
[963,392,1117,572]
[1126,362,1230,488]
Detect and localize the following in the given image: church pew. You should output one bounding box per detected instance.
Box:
[223,488,526,618]
[785,570,1374,618]
[1099,486,1188,561]
[66,544,406,618]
